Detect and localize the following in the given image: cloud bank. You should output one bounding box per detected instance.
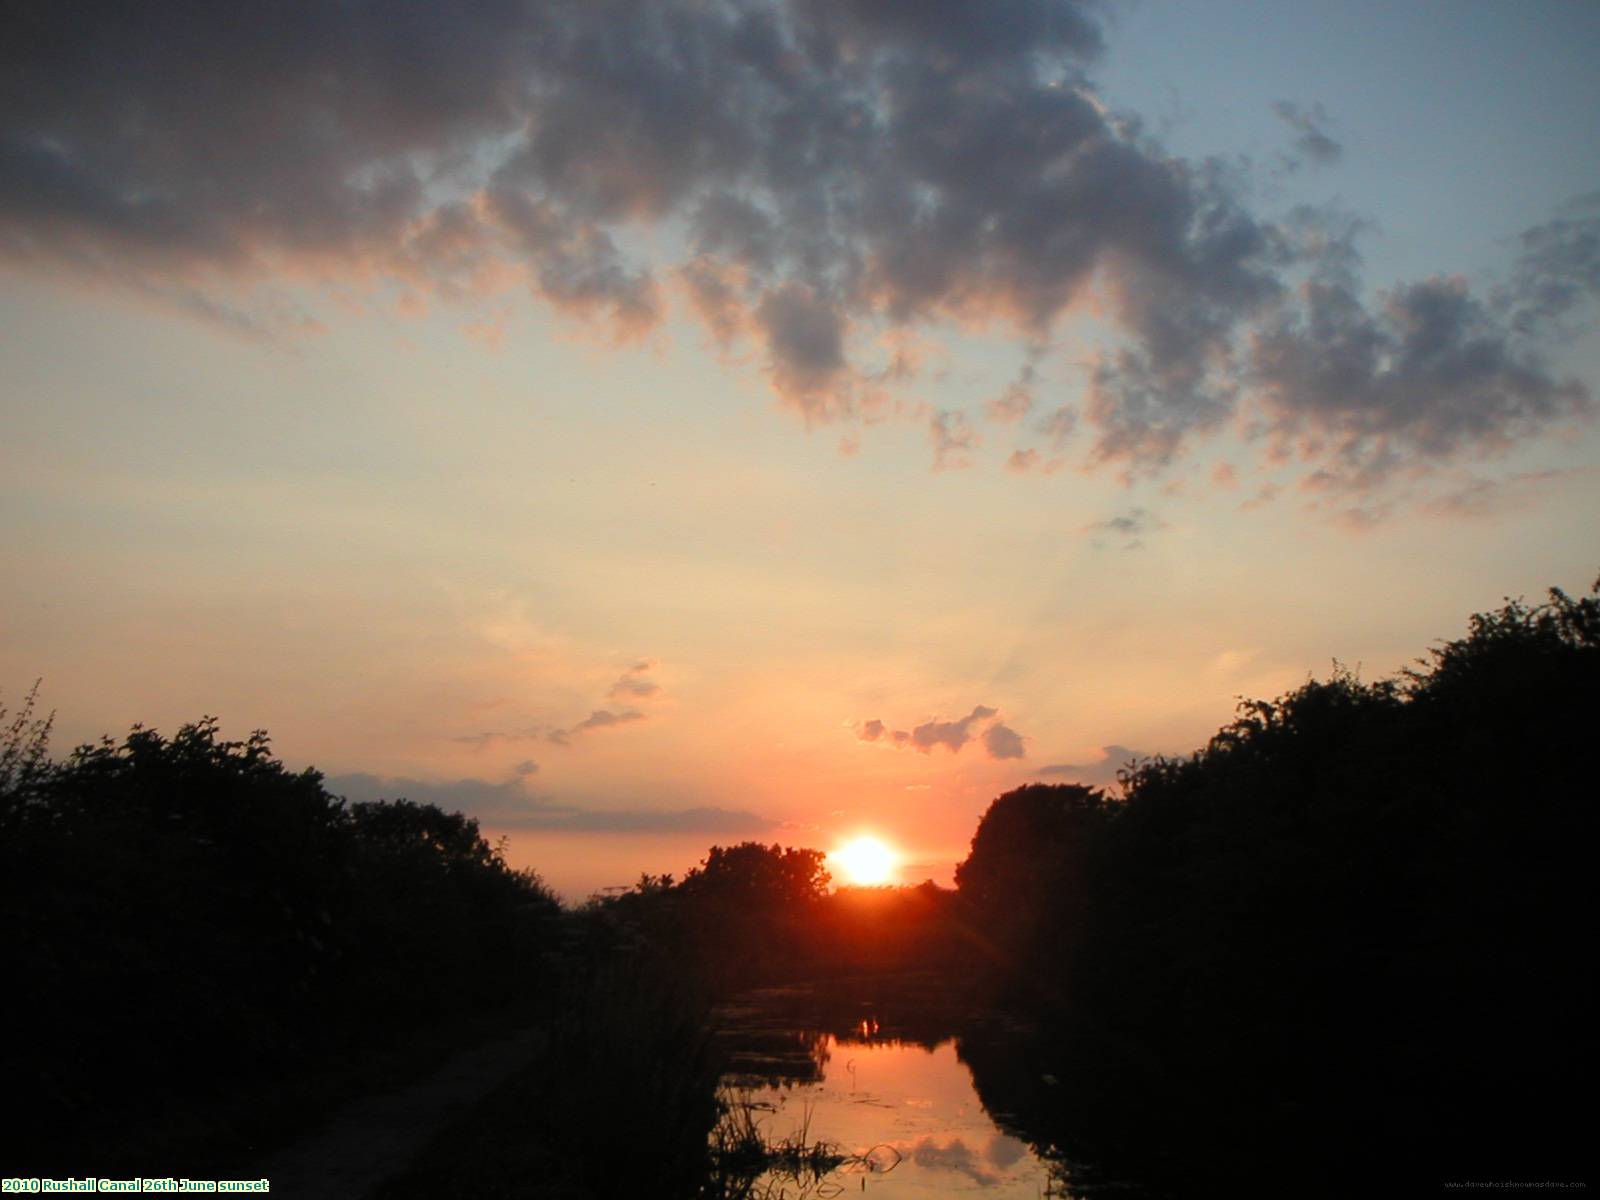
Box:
[1037,743,1149,788]
[326,771,776,834]
[2,1,1592,501]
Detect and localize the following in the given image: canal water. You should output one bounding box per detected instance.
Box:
[710,974,1123,1198]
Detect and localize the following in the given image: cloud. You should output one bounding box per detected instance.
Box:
[1084,506,1163,549]
[0,2,1589,494]
[983,723,1026,759]
[757,282,852,420]
[1250,263,1590,492]
[1240,482,1282,511]
[1504,192,1600,339]
[1037,404,1077,450]
[540,658,664,745]
[1418,467,1583,520]
[911,705,997,753]
[930,410,980,471]
[325,771,776,833]
[856,704,1024,759]
[327,771,533,818]
[527,805,777,834]
[553,709,645,744]
[985,367,1035,423]
[607,660,661,701]
[1272,101,1343,166]
[1005,447,1063,475]
[1037,744,1149,788]
[889,1137,1000,1187]
[985,1134,1028,1169]
[452,727,542,750]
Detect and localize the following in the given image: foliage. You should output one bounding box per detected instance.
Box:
[679,842,831,907]
[955,783,1110,982]
[3,714,562,1167]
[955,575,1598,1180]
[0,679,54,822]
[576,842,834,995]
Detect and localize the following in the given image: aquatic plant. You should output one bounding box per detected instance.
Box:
[704,1088,903,1200]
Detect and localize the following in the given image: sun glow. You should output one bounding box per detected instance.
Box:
[832,835,899,887]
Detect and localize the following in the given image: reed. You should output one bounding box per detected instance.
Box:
[703,1088,905,1200]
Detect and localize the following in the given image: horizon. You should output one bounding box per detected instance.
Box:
[3,0,1597,902]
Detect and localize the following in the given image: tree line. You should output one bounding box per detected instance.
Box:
[955,576,1596,1184]
[6,574,1592,1186]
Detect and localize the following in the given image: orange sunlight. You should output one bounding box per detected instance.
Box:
[831,835,899,887]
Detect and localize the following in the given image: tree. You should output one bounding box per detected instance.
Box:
[956,783,1109,971]
[0,680,54,829]
[678,841,831,909]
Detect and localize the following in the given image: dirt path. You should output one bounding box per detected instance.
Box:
[259,1024,549,1199]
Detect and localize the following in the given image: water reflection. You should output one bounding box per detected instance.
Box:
[712,975,1094,1198]
[737,1037,1052,1195]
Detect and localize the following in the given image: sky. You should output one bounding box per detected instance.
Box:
[2,0,1597,899]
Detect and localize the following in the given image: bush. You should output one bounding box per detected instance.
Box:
[2,716,562,1166]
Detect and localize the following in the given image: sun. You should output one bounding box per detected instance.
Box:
[832,835,899,887]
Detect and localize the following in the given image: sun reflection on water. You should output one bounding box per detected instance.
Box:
[729,1033,1057,1197]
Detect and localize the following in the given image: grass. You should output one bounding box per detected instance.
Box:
[704,1088,904,1200]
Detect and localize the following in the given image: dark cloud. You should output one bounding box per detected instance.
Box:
[983,723,1026,759]
[1503,192,1600,339]
[1037,743,1148,788]
[856,704,1024,759]
[911,705,997,753]
[1250,236,1591,491]
[327,771,532,817]
[487,188,661,335]
[756,282,851,419]
[0,2,1589,495]
[1272,101,1343,166]
[325,771,775,833]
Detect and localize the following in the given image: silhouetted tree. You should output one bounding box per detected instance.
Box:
[3,715,562,1168]
[0,679,53,826]
[956,783,1109,982]
[960,576,1598,1184]
[679,841,831,907]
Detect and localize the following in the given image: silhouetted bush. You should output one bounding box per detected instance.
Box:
[956,782,1110,994]
[954,576,1598,1181]
[2,717,561,1166]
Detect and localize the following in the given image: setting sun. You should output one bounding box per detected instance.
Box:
[832,835,899,887]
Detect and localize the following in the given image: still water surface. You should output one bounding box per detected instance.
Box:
[713,976,1106,1198]
[728,1036,1055,1196]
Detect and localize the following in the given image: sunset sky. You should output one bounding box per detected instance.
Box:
[3,0,1597,898]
